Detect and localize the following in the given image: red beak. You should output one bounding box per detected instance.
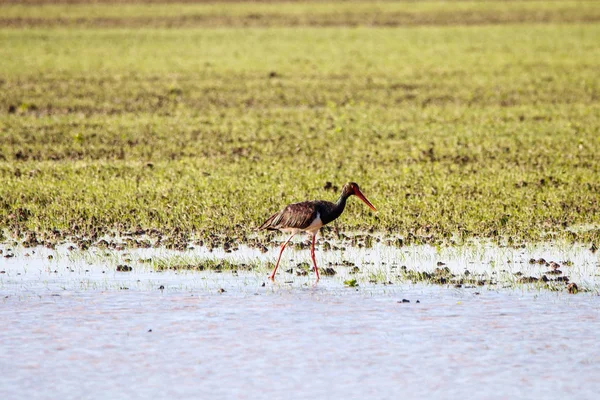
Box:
[354,188,377,212]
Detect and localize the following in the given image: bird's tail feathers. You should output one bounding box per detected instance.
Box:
[256,212,278,231]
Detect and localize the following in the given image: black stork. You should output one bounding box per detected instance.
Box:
[258,182,377,281]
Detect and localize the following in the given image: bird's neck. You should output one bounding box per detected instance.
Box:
[336,193,350,209]
[322,193,349,225]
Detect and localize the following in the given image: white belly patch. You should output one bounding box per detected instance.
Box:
[305,212,323,233]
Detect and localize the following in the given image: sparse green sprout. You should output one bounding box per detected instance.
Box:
[344,279,359,287]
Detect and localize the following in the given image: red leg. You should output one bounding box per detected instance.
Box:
[310,233,320,281]
[269,233,296,280]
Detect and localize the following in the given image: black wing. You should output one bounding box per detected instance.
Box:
[258,201,319,231]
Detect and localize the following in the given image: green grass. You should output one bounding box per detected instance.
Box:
[1,2,600,246]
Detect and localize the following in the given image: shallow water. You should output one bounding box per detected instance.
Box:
[1,240,600,399]
[2,237,600,290]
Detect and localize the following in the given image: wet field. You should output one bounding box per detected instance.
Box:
[3,1,600,398]
[2,239,600,399]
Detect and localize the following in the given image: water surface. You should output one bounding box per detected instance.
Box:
[1,241,600,399]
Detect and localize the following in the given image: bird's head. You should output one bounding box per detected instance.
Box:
[343,182,377,211]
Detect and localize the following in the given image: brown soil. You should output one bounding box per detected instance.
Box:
[3,11,599,28]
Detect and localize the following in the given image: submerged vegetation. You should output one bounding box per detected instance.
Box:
[1,0,600,248]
